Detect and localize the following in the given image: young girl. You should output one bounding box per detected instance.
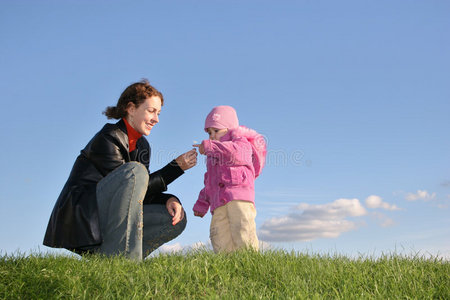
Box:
[193,105,266,253]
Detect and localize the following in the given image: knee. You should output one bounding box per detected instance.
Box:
[125,162,149,183]
[126,161,148,176]
[173,213,187,236]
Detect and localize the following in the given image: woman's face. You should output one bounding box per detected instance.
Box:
[126,96,162,136]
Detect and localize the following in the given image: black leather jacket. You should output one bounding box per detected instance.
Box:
[43,119,184,251]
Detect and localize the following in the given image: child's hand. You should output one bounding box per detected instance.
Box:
[194,210,206,218]
[193,143,205,155]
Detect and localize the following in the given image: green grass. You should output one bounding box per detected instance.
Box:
[1,250,449,299]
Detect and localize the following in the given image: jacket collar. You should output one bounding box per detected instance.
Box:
[219,130,232,142]
[115,119,145,162]
[116,118,128,135]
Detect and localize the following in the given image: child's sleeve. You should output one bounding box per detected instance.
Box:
[202,137,252,166]
[193,188,210,214]
[193,172,210,214]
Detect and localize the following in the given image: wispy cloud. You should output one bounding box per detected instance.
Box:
[258,198,367,242]
[436,195,450,209]
[371,212,396,227]
[441,180,450,187]
[365,195,401,211]
[405,190,436,202]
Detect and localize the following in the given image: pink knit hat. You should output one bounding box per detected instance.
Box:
[204,105,239,131]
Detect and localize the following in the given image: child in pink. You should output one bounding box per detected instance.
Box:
[193,106,266,253]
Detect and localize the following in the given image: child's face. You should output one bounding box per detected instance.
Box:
[206,127,228,140]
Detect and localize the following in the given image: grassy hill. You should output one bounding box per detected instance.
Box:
[1,250,448,299]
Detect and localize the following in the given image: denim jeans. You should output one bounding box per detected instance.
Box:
[95,162,186,260]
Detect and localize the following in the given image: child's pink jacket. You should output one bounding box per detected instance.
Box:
[193,126,266,215]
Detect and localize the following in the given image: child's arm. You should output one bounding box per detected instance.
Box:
[193,188,209,217]
[193,172,210,217]
[202,137,253,166]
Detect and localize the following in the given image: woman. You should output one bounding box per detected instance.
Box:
[43,79,197,260]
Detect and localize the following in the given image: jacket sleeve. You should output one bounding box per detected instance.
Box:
[202,137,253,166]
[193,188,210,214]
[147,159,184,196]
[88,133,126,177]
[193,172,210,214]
[144,192,180,205]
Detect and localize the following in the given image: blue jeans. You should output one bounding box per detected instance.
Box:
[95,162,186,260]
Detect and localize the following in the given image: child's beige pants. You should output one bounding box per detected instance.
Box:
[210,200,259,253]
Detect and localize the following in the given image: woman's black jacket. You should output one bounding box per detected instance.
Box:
[43,119,184,251]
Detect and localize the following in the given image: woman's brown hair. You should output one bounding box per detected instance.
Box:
[103,79,164,119]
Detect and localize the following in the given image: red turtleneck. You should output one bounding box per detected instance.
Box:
[123,118,143,152]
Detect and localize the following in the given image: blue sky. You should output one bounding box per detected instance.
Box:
[1,0,449,258]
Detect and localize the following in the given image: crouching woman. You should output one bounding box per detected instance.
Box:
[43,79,197,260]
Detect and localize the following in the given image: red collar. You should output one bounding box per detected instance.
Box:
[123,118,143,152]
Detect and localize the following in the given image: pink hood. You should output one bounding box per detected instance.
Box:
[230,126,267,178]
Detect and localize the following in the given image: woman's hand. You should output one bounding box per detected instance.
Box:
[194,210,206,218]
[166,197,185,226]
[176,149,198,170]
[192,143,205,155]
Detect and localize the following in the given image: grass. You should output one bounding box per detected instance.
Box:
[1,249,449,299]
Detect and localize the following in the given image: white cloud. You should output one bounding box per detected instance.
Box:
[156,243,184,254]
[258,198,367,242]
[380,218,395,227]
[151,242,212,256]
[189,241,210,251]
[405,190,436,202]
[371,212,396,228]
[259,240,273,251]
[152,241,272,255]
[365,195,401,211]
